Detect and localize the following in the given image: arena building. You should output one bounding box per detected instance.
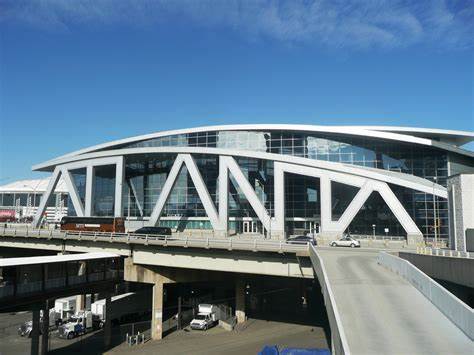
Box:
[0,178,68,223]
[31,125,474,244]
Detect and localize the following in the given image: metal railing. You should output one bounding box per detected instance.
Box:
[0,226,309,254]
[416,247,472,259]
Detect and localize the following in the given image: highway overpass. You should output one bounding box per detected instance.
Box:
[1,226,473,354]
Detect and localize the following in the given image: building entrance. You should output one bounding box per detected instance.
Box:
[243,221,259,234]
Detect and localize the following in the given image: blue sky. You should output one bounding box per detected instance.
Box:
[0,0,473,183]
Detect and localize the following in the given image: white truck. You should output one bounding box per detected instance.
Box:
[190,304,224,331]
[57,311,94,339]
[91,291,151,328]
[54,296,77,320]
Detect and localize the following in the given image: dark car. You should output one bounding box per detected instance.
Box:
[286,235,316,246]
[133,226,172,236]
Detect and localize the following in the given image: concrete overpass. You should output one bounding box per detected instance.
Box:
[0,226,313,278]
[1,226,473,354]
[0,252,122,355]
[310,246,473,354]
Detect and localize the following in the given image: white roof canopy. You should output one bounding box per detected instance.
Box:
[0,177,68,194]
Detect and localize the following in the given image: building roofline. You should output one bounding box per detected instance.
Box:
[33,124,474,171]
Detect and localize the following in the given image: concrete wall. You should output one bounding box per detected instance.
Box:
[378,252,474,340]
[132,246,313,278]
[448,174,474,251]
[309,244,349,355]
[398,252,474,288]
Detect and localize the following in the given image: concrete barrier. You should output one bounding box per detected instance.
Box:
[309,245,350,355]
[378,251,474,340]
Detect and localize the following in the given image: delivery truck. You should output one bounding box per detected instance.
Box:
[190,304,225,330]
[91,291,151,328]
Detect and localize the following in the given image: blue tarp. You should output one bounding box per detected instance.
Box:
[259,345,331,355]
[258,345,279,355]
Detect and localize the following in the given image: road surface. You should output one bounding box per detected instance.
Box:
[317,248,473,355]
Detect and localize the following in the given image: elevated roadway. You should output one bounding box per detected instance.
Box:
[0,226,312,278]
[312,247,473,355]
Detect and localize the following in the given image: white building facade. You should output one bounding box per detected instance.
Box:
[0,178,68,223]
[31,125,474,245]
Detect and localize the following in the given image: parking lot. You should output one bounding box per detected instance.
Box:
[108,319,329,355]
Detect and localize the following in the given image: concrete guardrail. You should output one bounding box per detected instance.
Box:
[309,244,350,355]
[377,251,474,340]
[0,226,308,254]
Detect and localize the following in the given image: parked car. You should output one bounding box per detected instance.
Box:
[133,226,172,236]
[330,236,361,248]
[287,235,316,246]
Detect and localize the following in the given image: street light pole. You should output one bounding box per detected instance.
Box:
[372,224,376,239]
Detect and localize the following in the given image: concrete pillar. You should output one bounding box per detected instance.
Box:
[235,278,246,324]
[104,294,112,349]
[218,157,229,237]
[76,295,85,311]
[31,308,40,355]
[152,282,164,340]
[40,301,49,355]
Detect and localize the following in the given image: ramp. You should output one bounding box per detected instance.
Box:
[310,246,472,355]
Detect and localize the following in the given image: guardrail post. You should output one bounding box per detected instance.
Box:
[184,236,188,248]
[145,234,148,245]
[78,231,82,241]
[126,234,130,244]
[279,241,283,254]
[206,236,210,249]
[164,235,168,247]
[228,238,232,251]
[253,239,257,252]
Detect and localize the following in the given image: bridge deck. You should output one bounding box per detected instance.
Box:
[317,248,472,355]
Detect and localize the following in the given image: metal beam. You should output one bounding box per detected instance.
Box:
[33,168,61,227]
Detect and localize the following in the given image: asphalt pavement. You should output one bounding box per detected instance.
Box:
[317,248,473,355]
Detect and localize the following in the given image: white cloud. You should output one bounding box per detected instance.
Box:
[1,0,472,50]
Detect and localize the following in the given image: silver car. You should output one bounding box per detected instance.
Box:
[330,236,361,248]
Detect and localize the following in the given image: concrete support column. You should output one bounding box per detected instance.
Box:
[85,165,94,216]
[218,157,229,237]
[235,278,246,324]
[104,294,112,349]
[319,176,332,233]
[40,301,49,355]
[76,295,85,311]
[273,163,285,240]
[31,308,40,355]
[115,156,125,217]
[152,282,164,340]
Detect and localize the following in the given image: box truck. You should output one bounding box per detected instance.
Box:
[190,304,224,330]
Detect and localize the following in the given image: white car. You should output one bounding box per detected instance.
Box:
[330,236,361,248]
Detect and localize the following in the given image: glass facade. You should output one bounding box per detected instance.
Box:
[93,165,116,216]
[348,191,405,236]
[67,168,86,216]
[113,129,455,239]
[331,182,359,221]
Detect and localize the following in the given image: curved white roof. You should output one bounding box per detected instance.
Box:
[33,124,474,171]
[0,177,68,194]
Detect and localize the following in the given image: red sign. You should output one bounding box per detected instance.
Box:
[0,209,15,222]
